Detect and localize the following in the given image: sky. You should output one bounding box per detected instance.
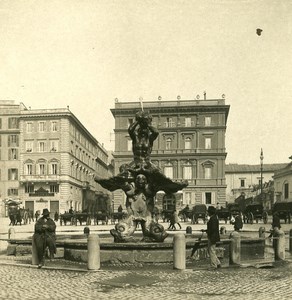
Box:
[1,0,291,165]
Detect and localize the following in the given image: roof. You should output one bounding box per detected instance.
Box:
[225,163,288,173]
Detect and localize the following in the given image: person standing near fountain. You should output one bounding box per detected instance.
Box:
[33,208,56,268]
[202,206,221,270]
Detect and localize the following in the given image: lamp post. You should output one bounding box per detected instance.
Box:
[260,148,264,200]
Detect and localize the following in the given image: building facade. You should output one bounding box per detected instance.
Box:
[0,100,110,217]
[225,163,287,205]
[273,161,292,203]
[0,101,24,216]
[111,97,230,211]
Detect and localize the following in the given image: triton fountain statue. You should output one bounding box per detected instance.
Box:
[95,110,188,242]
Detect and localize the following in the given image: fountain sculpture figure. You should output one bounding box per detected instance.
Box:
[95,110,188,242]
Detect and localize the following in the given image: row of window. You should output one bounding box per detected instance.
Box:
[25,140,59,152]
[163,165,212,180]
[70,124,93,152]
[127,116,213,128]
[0,135,19,147]
[7,184,59,196]
[69,125,108,163]
[24,162,58,175]
[127,136,212,151]
[239,178,264,188]
[0,135,59,152]
[4,164,212,181]
[70,144,96,168]
[0,117,19,129]
[25,121,58,132]
[182,192,215,205]
[0,119,59,131]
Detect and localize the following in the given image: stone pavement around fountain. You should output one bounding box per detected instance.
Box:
[0,259,292,300]
[1,216,292,300]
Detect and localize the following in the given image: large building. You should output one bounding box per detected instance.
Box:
[225,163,287,204]
[111,97,230,211]
[0,100,110,217]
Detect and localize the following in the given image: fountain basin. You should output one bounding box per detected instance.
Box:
[5,233,268,267]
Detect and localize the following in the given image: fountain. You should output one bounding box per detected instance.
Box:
[95,110,188,243]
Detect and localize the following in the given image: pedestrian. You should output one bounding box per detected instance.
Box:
[269,212,281,239]
[54,211,59,222]
[173,210,182,230]
[168,212,176,230]
[35,210,40,221]
[202,206,221,270]
[23,209,29,225]
[33,208,56,268]
[231,212,243,232]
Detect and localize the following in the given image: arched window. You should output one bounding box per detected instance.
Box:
[24,160,34,175]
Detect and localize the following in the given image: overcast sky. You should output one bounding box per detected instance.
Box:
[1,0,291,165]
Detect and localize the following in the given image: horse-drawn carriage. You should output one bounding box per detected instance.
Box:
[5,199,23,226]
[94,211,109,225]
[216,207,230,224]
[60,212,91,226]
[110,212,125,224]
[191,204,208,224]
[243,203,268,224]
[161,209,174,223]
[178,205,192,222]
[60,213,75,225]
[272,201,292,224]
[234,195,268,224]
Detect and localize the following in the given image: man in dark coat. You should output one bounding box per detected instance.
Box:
[34,208,56,268]
[231,213,243,231]
[202,206,221,269]
[272,212,281,229]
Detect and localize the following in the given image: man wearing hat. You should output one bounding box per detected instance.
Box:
[33,208,56,268]
[201,205,221,269]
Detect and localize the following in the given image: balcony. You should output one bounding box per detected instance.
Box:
[20,175,60,182]
[114,148,226,157]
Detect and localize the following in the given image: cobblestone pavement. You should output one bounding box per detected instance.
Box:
[1,217,292,300]
[1,260,292,300]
